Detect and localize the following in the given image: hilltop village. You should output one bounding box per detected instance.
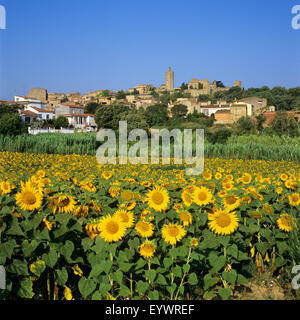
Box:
[1,67,299,132]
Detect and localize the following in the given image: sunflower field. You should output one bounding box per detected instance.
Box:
[0,151,299,300]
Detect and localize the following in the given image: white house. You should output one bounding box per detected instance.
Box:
[64,113,96,129]
[20,106,55,124]
[14,95,45,109]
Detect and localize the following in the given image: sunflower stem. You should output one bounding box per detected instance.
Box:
[130,273,133,298]
[47,270,51,300]
[174,246,192,300]
[148,260,151,285]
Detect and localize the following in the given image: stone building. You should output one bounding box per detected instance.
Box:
[237,97,267,114]
[169,98,200,114]
[27,88,48,103]
[234,81,242,88]
[128,84,154,95]
[214,109,231,124]
[230,103,253,122]
[165,67,174,91]
[200,104,231,117]
[187,78,241,96]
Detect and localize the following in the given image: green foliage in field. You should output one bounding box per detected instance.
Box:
[0,132,300,162]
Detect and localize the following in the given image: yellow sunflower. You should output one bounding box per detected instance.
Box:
[135,221,154,238]
[190,238,199,247]
[277,213,297,232]
[288,193,300,206]
[280,173,288,181]
[208,208,239,235]
[181,190,193,207]
[262,204,273,214]
[215,172,222,180]
[202,171,212,181]
[162,223,186,245]
[15,186,43,211]
[222,181,233,191]
[121,190,134,201]
[114,209,135,228]
[179,211,192,227]
[97,214,127,242]
[146,186,170,212]
[126,201,136,211]
[192,186,213,206]
[0,181,13,194]
[102,171,113,180]
[80,181,96,192]
[108,186,121,198]
[241,173,252,185]
[222,195,240,211]
[74,205,89,217]
[48,194,76,214]
[139,240,156,259]
[285,180,297,190]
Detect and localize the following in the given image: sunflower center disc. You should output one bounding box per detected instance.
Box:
[23,192,37,205]
[152,192,164,205]
[216,214,231,228]
[197,192,207,201]
[168,226,179,237]
[106,221,119,234]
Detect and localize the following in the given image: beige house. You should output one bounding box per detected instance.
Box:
[237,97,267,114]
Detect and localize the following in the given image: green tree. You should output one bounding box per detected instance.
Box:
[198,94,210,102]
[54,116,69,129]
[116,91,127,100]
[180,82,188,91]
[94,104,130,130]
[208,128,232,144]
[131,88,139,95]
[255,114,266,133]
[236,116,256,134]
[0,113,28,135]
[270,111,299,137]
[171,104,188,118]
[0,102,22,116]
[158,92,170,105]
[100,90,110,97]
[122,111,149,132]
[216,81,225,88]
[84,102,100,114]
[145,104,169,127]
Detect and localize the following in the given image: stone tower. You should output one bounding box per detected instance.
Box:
[165,67,174,91]
[234,81,242,88]
[27,88,48,102]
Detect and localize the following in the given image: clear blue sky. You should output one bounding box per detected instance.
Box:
[0,0,299,100]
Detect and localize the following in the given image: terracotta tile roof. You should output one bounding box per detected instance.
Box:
[20,110,38,116]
